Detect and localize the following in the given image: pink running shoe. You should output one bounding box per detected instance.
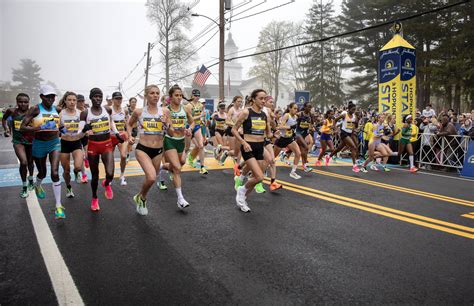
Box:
[352,164,360,173]
[91,198,100,211]
[81,173,88,183]
[102,180,113,199]
[315,160,322,166]
[84,158,89,168]
[325,155,331,166]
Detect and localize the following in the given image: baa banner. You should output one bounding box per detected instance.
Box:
[295,91,310,109]
[400,48,416,120]
[378,47,401,127]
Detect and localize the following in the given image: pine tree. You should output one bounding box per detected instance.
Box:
[11,58,43,101]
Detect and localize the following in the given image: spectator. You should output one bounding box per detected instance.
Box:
[460,118,473,138]
[422,104,436,118]
[438,114,457,136]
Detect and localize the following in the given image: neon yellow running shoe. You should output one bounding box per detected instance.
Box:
[254,182,266,194]
[55,206,65,219]
[35,185,46,199]
[234,176,243,191]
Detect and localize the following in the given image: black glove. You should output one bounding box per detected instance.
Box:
[82,124,92,133]
[115,133,124,143]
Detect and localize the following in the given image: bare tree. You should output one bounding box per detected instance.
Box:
[146,0,195,92]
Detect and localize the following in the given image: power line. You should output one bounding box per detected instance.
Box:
[121,52,147,85]
[226,0,470,62]
[230,0,296,23]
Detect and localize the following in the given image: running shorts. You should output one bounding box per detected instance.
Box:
[274,137,294,149]
[164,136,185,153]
[111,132,128,147]
[340,130,352,140]
[320,133,332,141]
[241,141,264,161]
[136,143,163,160]
[216,129,226,137]
[400,138,411,145]
[80,135,89,147]
[87,139,113,156]
[61,139,83,154]
[32,138,61,158]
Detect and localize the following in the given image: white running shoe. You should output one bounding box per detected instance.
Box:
[289,171,301,180]
[370,164,379,171]
[235,186,251,212]
[177,198,190,209]
[66,187,74,198]
[120,176,127,186]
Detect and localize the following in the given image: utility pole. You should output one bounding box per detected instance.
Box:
[144,42,152,98]
[219,0,225,101]
[320,0,324,109]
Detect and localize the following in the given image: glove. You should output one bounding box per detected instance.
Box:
[115,133,125,143]
[81,124,92,133]
[59,126,67,134]
[40,120,57,130]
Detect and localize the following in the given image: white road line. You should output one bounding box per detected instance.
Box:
[0,149,14,152]
[392,167,474,182]
[25,191,84,306]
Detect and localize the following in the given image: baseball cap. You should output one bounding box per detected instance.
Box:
[199,98,206,103]
[40,84,56,96]
[218,102,226,108]
[112,92,123,99]
[77,94,85,101]
[191,89,200,97]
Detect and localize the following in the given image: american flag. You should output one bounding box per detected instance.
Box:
[193,65,211,87]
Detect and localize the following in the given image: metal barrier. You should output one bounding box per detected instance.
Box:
[418,133,471,169]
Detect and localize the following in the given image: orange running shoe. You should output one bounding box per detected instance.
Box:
[410,166,418,173]
[269,182,282,191]
[233,162,241,176]
[102,180,114,199]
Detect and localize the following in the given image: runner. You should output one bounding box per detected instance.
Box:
[80,87,124,211]
[232,89,271,212]
[398,115,418,173]
[295,102,314,172]
[185,89,208,174]
[162,85,195,209]
[76,94,89,182]
[127,97,138,161]
[2,93,35,198]
[127,85,165,215]
[262,96,282,191]
[316,109,335,166]
[274,102,302,179]
[360,113,392,172]
[110,92,130,185]
[222,95,243,167]
[58,91,85,198]
[212,102,229,162]
[20,85,64,218]
[328,102,361,173]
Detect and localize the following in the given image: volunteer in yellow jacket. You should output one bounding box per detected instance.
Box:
[232,89,272,213]
[20,85,64,219]
[127,85,166,215]
[163,85,195,209]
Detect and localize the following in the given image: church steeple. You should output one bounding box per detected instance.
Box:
[224,32,243,86]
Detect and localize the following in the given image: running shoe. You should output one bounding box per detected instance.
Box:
[315,160,322,166]
[269,182,283,191]
[254,182,266,193]
[235,187,250,213]
[126,153,130,164]
[102,180,114,199]
[120,176,127,186]
[133,194,148,216]
[28,181,35,191]
[233,163,241,176]
[55,206,66,219]
[187,154,194,166]
[352,164,360,173]
[370,164,379,172]
[289,171,301,180]
[383,167,391,172]
[20,187,28,198]
[169,172,174,181]
[81,173,88,183]
[359,167,368,173]
[91,198,100,211]
[177,198,190,210]
[157,181,168,190]
[214,145,222,160]
[410,166,418,173]
[219,150,228,166]
[234,176,243,191]
[75,174,82,184]
[84,158,89,168]
[325,155,331,166]
[66,187,75,198]
[35,185,46,199]
[279,151,286,163]
[304,165,313,173]
[199,167,208,175]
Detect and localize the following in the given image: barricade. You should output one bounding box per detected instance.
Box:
[418,133,471,170]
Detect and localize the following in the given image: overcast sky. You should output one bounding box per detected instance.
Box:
[0,0,342,101]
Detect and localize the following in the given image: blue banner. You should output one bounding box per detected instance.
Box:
[295,91,310,109]
[461,141,474,179]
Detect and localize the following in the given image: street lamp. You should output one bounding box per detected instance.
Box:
[191,0,225,101]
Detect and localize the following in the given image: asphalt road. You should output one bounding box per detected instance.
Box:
[0,135,473,305]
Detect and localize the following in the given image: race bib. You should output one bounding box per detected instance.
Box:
[14,120,21,130]
[64,119,80,133]
[172,118,185,130]
[91,118,110,134]
[143,118,163,134]
[114,120,126,132]
[251,118,265,135]
[216,120,226,130]
[299,121,310,129]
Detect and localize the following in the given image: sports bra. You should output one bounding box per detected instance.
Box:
[242,108,267,136]
[138,106,164,135]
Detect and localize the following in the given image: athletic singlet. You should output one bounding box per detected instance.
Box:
[60,109,81,135]
[86,106,111,135]
[111,107,126,132]
[9,111,32,144]
[341,111,355,133]
[243,108,267,136]
[230,107,242,126]
[401,124,413,140]
[166,105,187,139]
[214,112,227,131]
[138,106,164,135]
[320,118,333,134]
[371,123,385,139]
[296,112,311,133]
[189,102,203,124]
[31,103,59,131]
[282,114,297,138]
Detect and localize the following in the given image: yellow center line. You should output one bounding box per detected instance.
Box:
[305,168,474,207]
[462,213,474,220]
[264,178,474,235]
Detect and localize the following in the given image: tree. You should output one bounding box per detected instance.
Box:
[287,22,310,91]
[146,0,195,92]
[249,21,294,104]
[11,58,43,101]
[303,0,345,109]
